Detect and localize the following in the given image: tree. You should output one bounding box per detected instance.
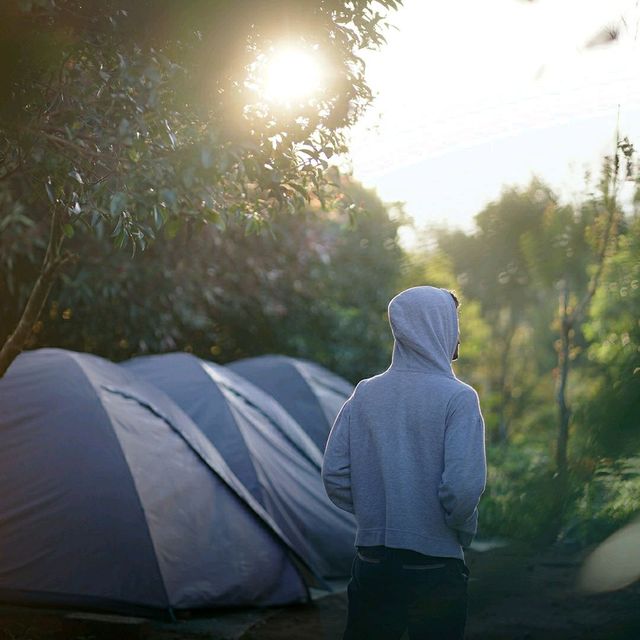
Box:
[437,180,556,442]
[578,212,640,456]
[0,0,402,376]
[521,138,635,477]
[7,174,406,382]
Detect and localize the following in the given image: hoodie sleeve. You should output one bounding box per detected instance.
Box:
[438,386,486,547]
[322,399,354,514]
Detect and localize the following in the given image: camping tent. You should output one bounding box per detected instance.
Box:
[125,353,356,578]
[227,355,354,451]
[0,349,309,616]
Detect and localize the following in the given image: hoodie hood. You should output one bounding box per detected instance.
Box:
[388,286,459,376]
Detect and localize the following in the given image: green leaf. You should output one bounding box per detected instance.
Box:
[164,218,181,239]
[45,181,55,204]
[68,169,84,184]
[110,192,127,216]
[62,223,74,238]
[160,189,178,211]
[289,182,310,200]
[205,209,221,225]
[152,205,164,228]
[181,167,195,188]
[201,147,213,169]
[144,66,162,84]
[14,213,34,228]
[114,229,127,249]
[111,217,123,238]
[118,118,130,136]
[299,146,319,159]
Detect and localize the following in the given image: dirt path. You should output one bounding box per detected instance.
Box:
[241,544,640,640]
[465,543,640,640]
[1,544,638,639]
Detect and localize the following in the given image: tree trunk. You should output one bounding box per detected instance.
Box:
[497,325,515,443]
[555,283,571,478]
[553,153,620,475]
[0,208,67,378]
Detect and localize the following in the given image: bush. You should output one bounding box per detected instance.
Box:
[479,444,561,543]
[479,445,640,546]
[563,457,640,546]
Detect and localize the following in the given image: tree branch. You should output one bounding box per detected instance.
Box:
[0,207,70,378]
[572,181,619,325]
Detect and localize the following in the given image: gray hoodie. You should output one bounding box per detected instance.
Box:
[322,286,486,559]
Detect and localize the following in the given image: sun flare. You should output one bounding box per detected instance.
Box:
[259,46,324,107]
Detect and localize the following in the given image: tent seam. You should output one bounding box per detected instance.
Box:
[297,360,354,397]
[101,385,315,599]
[206,372,322,470]
[65,352,173,612]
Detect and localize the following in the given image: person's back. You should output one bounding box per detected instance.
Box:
[322,286,486,640]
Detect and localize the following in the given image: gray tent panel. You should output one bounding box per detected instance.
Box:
[295,360,354,429]
[204,362,355,577]
[0,351,167,610]
[227,355,354,451]
[100,390,303,608]
[125,353,356,578]
[76,353,311,608]
[123,353,262,501]
[125,354,322,473]
[0,349,308,614]
[204,362,323,470]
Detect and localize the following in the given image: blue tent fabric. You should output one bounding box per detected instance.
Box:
[125,353,356,578]
[227,355,354,451]
[0,349,309,615]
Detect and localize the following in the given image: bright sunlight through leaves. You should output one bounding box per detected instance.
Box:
[253,45,325,107]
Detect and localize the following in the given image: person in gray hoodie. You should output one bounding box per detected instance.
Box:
[322,285,486,640]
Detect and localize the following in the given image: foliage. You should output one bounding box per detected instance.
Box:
[0,0,402,243]
[564,457,640,545]
[479,443,560,543]
[2,4,638,545]
[13,176,405,382]
[578,214,640,455]
[480,445,640,546]
[435,181,559,442]
[0,0,402,373]
[439,180,556,314]
[431,153,640,543]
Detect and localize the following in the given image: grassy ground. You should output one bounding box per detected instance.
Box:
[1,543,639,639]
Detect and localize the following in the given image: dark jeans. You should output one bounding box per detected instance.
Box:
[343,546,469,640]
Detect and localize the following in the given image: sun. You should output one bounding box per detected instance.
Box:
[257,45,325,107]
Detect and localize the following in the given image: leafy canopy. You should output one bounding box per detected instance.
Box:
[0,0,401,250]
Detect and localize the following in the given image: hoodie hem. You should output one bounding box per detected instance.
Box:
[355,528,464,560]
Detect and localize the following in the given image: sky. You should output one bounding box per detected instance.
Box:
[345,0,640,238]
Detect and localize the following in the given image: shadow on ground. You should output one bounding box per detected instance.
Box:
[1,543,639,639]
